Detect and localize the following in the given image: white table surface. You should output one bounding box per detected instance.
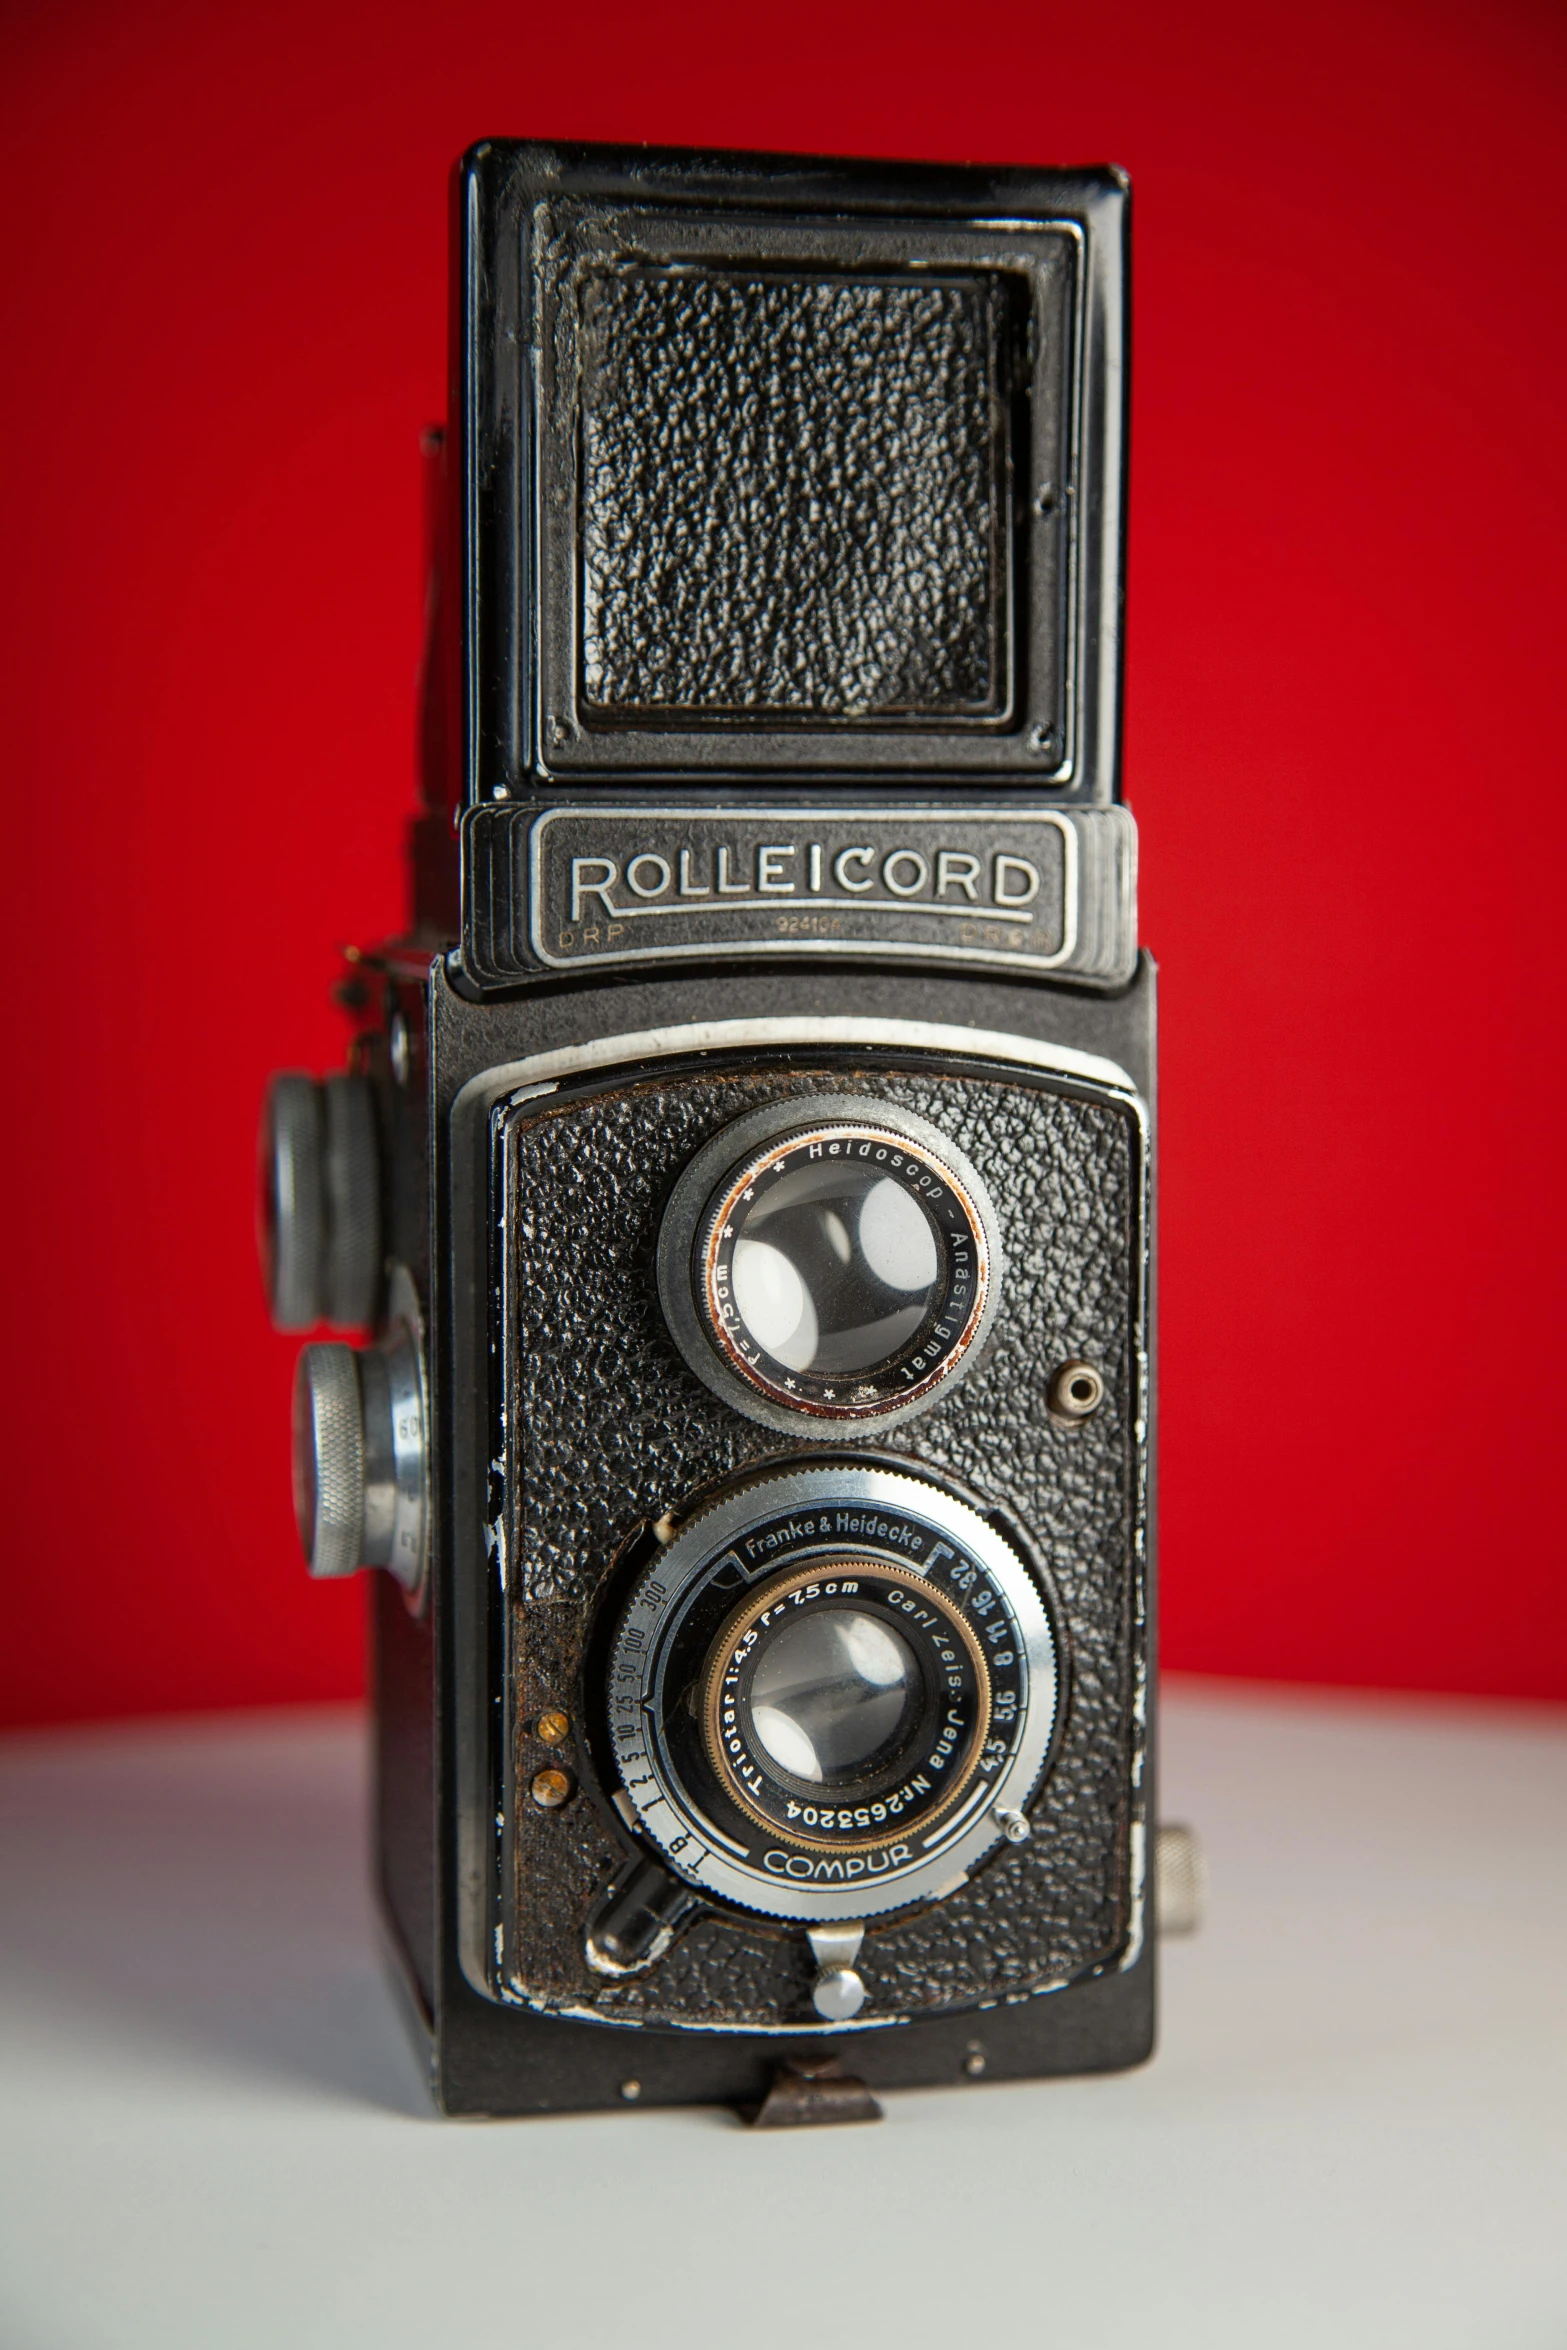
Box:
[1,1680,1563,2350]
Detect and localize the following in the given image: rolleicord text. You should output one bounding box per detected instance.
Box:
[523,805,1131,979]
[567,841,1047,924]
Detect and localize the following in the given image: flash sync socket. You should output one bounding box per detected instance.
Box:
[658,1095,1004,1436]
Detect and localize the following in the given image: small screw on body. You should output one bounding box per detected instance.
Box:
[530,1767,573,1810]
[535,1708,571,1749]
[963,2045,987,2078]
[620,2079,642,2103]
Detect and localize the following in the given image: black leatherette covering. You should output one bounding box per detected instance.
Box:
[500,1058,1143,2032]
[578,271,1004,719]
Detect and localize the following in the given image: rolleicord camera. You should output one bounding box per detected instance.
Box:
[260,142,1195,2120]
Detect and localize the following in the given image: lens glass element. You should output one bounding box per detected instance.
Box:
[747,1606,919,1784]
[730,1161,940,1376]
[693,1551,995,1852]
[698,1122,993,1418]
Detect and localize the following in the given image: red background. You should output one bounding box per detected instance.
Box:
[2,0,1563,1728]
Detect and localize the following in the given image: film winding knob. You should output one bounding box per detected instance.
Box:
[291,1305,427,1595]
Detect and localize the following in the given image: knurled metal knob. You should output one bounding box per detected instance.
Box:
[1155,1822,1207,1936]
[259,1072,381,1331]
[292,1344,366,1579]
[290,1309,428,1596]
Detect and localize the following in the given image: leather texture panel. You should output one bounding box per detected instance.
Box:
[503,1058,1143,2029]
[577,271,1006,720]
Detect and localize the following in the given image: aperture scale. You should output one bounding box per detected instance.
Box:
[606,1464,1059,1928]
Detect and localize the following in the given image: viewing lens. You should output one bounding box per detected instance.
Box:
[693,1120,993,1418]
[729,1160,941,1378]
[660,1102,1004,1429]
[746,1607,920,1785]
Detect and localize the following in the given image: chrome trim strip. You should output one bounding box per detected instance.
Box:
[452,1015,1136,1125]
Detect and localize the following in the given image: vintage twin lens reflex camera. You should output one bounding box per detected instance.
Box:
[260,141,1193,2121]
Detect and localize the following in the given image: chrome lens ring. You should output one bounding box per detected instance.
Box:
[698,1557,993,1851]
[657,1094,1004,1437]
[606,1464,1059,1924]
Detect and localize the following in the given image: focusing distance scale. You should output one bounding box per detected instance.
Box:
[606,1464,1059,1925]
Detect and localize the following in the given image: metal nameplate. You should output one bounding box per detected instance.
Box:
[463,805,1137,987]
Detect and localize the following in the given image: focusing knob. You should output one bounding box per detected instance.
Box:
[260,1075,324,1331]
[290,1288,427,1598]
[321,1074,381,1326]
[258,1072,382,1331]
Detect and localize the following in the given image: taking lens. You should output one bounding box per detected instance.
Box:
[606,1461,1059,1919]
[746,1606,920,1783]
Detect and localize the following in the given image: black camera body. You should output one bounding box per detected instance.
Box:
[262,142,1160,2117]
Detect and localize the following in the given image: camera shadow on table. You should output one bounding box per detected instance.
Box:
[0,1706,433,2119]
